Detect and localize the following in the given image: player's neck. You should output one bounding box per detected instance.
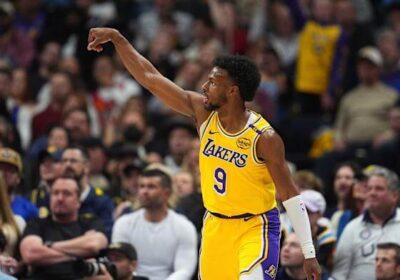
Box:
[217,104,249,134]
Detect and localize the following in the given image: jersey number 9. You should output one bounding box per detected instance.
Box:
[214,168,227,195]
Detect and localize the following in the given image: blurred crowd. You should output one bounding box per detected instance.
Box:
[0,0,400,279]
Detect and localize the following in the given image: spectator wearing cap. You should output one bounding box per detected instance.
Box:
[333,46,398,151]
[88,242,149,280]
[0,147,38,221]
[29,146,63,218]
[315,46,399,187]
[112,167,197,280]
[112,159,147,220]
[301,189,336,273]
[332,166,400,280]
[61,146,114,238]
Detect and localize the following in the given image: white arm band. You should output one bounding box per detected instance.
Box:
[282,195,316,259]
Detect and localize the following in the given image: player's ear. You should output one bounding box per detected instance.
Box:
[229,84,240,98]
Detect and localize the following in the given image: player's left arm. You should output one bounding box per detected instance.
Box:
[257,129,321,280]
[256,128,298,201]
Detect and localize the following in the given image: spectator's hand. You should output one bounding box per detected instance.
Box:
[84,264,112,280]
[87,28,118,52]
[0,255,19,275]
[303,258,321,280]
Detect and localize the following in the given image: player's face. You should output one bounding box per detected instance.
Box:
[375,249,399,280]
[201,67,233,111]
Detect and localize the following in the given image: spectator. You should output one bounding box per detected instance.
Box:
[30,146,63,218]
[315,47,398,186]
[91,55,141,126]
[20,176,108,279]
[292,170,323,193]
[0,147,38,221]
[80,137,109,192]
[61,146,114,238]
[7,67,38,149]
[112,168,198,280]
[372,100,400,176]
[335,0,374,93]
[301,190,335,272]
[277,232,308,280]
[133,0,193,52]
[332,166,400,280]
[334,47,398,150]
[173,171,196,199]
[112,160,147,220]
[375,243,400,280]
[163,117,197,174]
[31,41,62,104]
[31,71,74,140]
[0,174,25,278]
[62,108,92,144]
[268,1,299,69]
[377,29,400,92]
[290,0,345,115]
[252,47,288,124]
[181,138,201,189]
[93,242,150,280]
[329,162,357,218]
[0,1,35,68]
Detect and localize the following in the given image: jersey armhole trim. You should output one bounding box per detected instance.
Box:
[199,111,216,140]
[252,126,272,165]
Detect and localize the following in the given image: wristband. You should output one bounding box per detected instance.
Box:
[282,195,316,259]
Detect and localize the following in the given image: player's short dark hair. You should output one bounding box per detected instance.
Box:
[213,55,261,102]
[141,169,172,190]
[377,243,400,265]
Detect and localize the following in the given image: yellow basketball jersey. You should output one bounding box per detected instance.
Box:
[199,111,277,216]
[295,21,341,94]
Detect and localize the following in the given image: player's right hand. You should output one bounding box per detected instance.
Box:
[87,28,118,53]
[303,258,321,280]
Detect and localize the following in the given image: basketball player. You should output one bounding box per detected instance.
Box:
[87,28,321,280]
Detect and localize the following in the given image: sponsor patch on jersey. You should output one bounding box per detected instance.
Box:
[236,137,251,149]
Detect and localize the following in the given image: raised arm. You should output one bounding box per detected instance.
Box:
[257,129,321,280]
[87,28,209,125]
